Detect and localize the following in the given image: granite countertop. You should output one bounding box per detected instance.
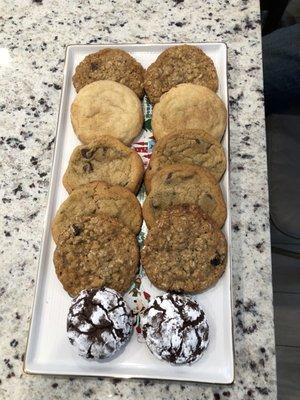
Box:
[0,0,276,399]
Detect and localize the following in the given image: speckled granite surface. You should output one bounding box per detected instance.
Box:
[0,0,276,399]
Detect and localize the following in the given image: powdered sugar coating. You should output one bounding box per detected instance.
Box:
[67,287,133,360]
[141,293,209,364]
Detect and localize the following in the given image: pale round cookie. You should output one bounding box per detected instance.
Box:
[72,48,145,98]
[141,293,209,364]
[52,181,142,243]
[54,214,139,297]
[62,136,144,194]
[152,83,227,142]
[143,164,227,228]
[141,205,227,293]
[144,44,218,104]
[145,129,226,192]
[71,80,143,145]
[67,287,133,360]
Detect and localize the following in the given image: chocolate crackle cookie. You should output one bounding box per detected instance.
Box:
[67,287,133,360]
[52,181,142,243]
[144,129,226,192]
[144,44,218,104]
[71,80,143,145]
[54,214,139,297]
[141,205,227,293]
[141,293,209,364]
[72,48,145,98]
[143,164,227,228]
[152,83,227,142]
[63,136,144,194]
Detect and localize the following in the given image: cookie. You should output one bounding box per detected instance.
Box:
[62,136,144,194]
[145,129,226,192]
[54,214,139,297]
[52,182,142,243]
[152,83,227,142]
[141,205,227,293]
[143,164,227,228]
[141,293,209,364]
[144,45,218,104]
[72,48,145,98]
[67,287,133,360]
[71,80,143,145]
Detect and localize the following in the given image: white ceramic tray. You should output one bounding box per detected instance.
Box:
[24,43,234,383]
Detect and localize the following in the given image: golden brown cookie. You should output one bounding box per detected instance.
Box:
[144,45,218,104]
[54,214,139,297]
[141,205,227,293]
[51,182,142,243]
[63,136,144,194]
[145,129,226,192]
[72,48,145,98]
[143,164,227,228]
[152,83,227,142]
[71,80,143,145]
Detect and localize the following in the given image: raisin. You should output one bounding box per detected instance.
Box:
[90,62,98,71]
[210,255,221,266]
[71,224,82,236]
[83,162,93,173]
[81,148,94,159]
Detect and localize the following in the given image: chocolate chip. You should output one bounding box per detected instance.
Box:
[83,162,93,173]
[81,148,94,159]
[70,224,81,236]
[210,255,221,267]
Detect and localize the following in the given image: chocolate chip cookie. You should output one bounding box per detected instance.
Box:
[72,48,145,98]
[144,45,218,104]
[143,164,226,228]
[63,136,144,194]
[152,83,227,142]
[145,129,226,192]
[54,214,139,297]
[141,205,227,293]
[52,181,142,243]
[71,80,143,145]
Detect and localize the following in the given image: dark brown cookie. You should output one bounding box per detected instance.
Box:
[54,214,139,297]
[141,204,227,293]
[72,48,145,98]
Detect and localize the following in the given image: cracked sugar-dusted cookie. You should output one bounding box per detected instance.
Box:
[72,48,145,98]
[52,181,142,243]
[143,164,227,228]
[141,205,227,293]
[144,129,226,192]
[152,83,227,142]
[63,136,144,194]
[67,287,133,360]
[144,45,218,104]
[54,214,139,297]
[141,293,209,364]
[71,80,143,145]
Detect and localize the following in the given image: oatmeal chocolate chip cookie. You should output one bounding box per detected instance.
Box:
[144,129,226,192]
[62,136,144,194]
[141,293,209,364]
[143,164,226,228]
[67,287,133,360]
[52,181,142,243]
[54,214,139,297]
[71,80,143,145]
[141,205,227,293]
[72,48,145,98]
[152,83,227,142]
[144,45,218,104]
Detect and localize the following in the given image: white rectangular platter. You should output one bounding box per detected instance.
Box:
[25,43,234,384]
